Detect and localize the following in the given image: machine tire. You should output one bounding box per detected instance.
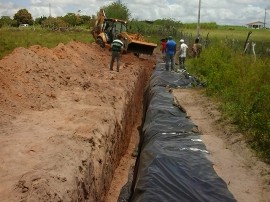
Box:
[96,38,105,48]
[134,53,140,57]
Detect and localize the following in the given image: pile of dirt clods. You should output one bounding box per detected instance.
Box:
[0,41,155,201]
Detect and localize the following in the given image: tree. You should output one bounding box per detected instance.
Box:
[14,9,33,26]
[41,17,68,30]
[35,16,47,25]
[102,2,131,21]
[63,13,82,26]
[80,15,91,26]
[0,16,17,27]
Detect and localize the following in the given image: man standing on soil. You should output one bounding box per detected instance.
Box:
[165,36,176,71]
[179,39,188,70]
[110,35,124,72]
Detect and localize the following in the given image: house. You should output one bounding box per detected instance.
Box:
[19,23,29,27]
[246,21,265,29]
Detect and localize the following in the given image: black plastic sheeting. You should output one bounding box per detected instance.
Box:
[149,64,197,88]
[125,63,236,202]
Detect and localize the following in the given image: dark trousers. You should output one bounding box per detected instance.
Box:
[165,54,174,71]
[179,57,186,69]
[110,51,120,71]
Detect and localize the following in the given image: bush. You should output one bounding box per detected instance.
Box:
[41,17,68,30]
[188,41,270,161]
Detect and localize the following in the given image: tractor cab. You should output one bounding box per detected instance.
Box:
[102,19,127,43]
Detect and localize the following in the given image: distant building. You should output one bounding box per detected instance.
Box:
[19,24,29,28]
[246,21,265,29]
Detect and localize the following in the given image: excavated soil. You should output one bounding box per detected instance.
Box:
[0,41,269,202]
[0,42,155,202]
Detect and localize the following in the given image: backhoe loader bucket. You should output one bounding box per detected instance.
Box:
[127,40,157,55]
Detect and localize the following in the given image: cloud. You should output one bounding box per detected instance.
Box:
[0,0,269,26]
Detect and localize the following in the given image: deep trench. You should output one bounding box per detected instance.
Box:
[101,63,152,202]
[103,63,236,202]
[105,70,150,202]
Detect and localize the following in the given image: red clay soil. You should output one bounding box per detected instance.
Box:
[0,42,156,202]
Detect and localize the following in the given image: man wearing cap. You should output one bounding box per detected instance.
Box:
[179,39,188,70]
[165,36,177,71]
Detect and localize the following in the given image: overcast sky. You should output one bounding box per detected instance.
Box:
[0,0,270,26]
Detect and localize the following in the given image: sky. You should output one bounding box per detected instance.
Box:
[0,0,270,26]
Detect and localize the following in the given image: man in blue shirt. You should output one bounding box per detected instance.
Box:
[165,36,176,71]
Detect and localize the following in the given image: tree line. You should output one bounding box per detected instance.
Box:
[0,2,130,29]
[0,2,221,32]
[0,8,95,29]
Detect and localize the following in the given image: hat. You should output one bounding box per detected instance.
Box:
[179,39,184,43]
[168,36,173,39]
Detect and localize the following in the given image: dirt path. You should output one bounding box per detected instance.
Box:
[173,88,270,202]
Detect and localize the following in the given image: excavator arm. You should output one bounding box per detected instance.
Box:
[91,9,106,41]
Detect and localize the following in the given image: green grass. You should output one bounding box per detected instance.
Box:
[187,37,270,162]
[0,27,93,59]
[197,26,270,41]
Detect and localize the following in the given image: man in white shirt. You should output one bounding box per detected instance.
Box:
[110,35,124,72]
[179,39,188,70]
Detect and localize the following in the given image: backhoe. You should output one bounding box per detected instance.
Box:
[91,9,157,55]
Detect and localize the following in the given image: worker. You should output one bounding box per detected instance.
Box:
[192,38,202,58]
[110,35,124,72]
[160,38,167,62]
[165,36,176,71]
[179,39,188,70]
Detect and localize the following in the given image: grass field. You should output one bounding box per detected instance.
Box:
[181,27,270,55]
[200,27,270,41]
[1,25,269,59]
[0,27,92,59]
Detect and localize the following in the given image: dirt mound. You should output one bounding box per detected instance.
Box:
[0,42,156,201]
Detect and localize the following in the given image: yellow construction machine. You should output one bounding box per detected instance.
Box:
[91,9,157,55]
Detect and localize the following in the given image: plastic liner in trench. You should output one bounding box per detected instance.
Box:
[118,63,236,202]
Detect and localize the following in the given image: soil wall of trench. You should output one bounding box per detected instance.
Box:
[75,65,150,201]
[0,42,155,202]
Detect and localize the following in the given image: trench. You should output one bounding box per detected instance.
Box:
[83,62,236,201]
[127,63,236,201]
